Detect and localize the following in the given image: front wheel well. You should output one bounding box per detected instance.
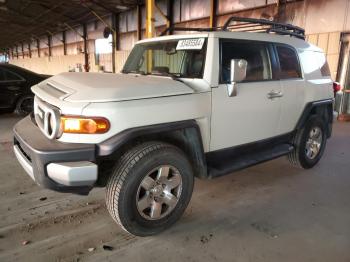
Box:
[96,126,207,187]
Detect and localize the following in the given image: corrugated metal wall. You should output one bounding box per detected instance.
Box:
[8,0,350,78]
[10,54,91,75]
[115,50,132,72]
[306,32,341,80]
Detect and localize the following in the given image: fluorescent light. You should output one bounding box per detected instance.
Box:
[115,5,129,10]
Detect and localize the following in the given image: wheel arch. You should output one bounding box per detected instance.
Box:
[296,99,333,138]
[96,120,208,186]
[14,93,34,113]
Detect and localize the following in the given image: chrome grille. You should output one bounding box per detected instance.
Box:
[33,96,61,140]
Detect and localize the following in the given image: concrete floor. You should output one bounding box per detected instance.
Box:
[0,114,349,262]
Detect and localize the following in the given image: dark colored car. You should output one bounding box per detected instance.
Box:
[0,63,50,115]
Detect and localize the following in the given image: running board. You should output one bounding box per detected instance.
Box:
[207,144,294,178]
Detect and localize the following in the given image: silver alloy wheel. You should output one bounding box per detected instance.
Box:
[305,126,323,160]
[136,165,182,220]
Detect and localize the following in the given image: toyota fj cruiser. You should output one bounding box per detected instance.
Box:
[13,17,334,236]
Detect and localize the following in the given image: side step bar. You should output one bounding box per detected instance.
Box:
[207,144,294,178]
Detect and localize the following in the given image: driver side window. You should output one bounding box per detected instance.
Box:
[220,40,272,83]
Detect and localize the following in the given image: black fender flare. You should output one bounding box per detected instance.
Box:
[295,99,333,138]
[97,120,208,178]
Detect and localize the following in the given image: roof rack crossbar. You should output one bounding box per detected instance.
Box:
[240,28,271,33]
[159,16,305,40]
[160,27,215,36]
[267,28,305,39]
[226,24,270,30]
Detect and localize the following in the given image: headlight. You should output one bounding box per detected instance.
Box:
[60,116,110,134]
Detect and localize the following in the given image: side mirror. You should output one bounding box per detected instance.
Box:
[228,59,247,97]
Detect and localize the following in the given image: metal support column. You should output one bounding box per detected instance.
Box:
[111,13,118,73]
[48,35,52,57]
[83,4,118,73]
[167,0,174,34]
[62,31,67,55]
[155,0,173,34]
[146,0,155,72]
[209,0,218,28]
[83,24,89,72]
[21,43,24,58]
[146,0,155,38]
[275,0,287,23]
[28,42,31,58]
[136,4,142,40]
[37,39,40,58]
[338,34,350,120]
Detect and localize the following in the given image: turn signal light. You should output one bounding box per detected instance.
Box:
[61,116,110,134]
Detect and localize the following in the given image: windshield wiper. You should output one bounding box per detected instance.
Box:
[122,69,146,75]
[151,71,182,79]
[151,71,196,90]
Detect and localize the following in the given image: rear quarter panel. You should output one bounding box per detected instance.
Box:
[298,49,333,106]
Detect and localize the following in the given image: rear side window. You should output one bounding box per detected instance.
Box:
[276,45,302,79]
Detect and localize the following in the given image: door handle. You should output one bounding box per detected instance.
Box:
[267,90,283,99]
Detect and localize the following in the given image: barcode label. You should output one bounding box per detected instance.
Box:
[176,38,205,50]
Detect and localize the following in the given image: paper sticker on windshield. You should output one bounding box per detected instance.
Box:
[176,38,205,50]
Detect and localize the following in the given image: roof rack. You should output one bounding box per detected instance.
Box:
[160,27,216,36]
[160,16,305,40]
[222,16,305,40]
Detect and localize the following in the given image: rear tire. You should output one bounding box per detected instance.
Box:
[288,116,327,169]
[105,141,194,236]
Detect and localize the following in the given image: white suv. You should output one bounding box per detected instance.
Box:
[13,17,334,236]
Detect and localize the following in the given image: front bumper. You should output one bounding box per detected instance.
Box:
[13,115,97,194]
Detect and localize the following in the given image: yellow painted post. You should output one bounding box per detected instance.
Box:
[146,0,155,39]
[146,0,155,73]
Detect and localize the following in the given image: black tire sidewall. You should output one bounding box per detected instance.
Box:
[298,116,327,169]
[116,146,194,236]
[15,95,34,115]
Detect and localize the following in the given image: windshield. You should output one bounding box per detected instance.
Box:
[122,38,207,78]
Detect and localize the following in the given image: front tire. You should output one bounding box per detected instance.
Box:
[288,116,327,169]
[106,142,194,236]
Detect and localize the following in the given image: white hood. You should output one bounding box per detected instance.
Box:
[33,72,194,103]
